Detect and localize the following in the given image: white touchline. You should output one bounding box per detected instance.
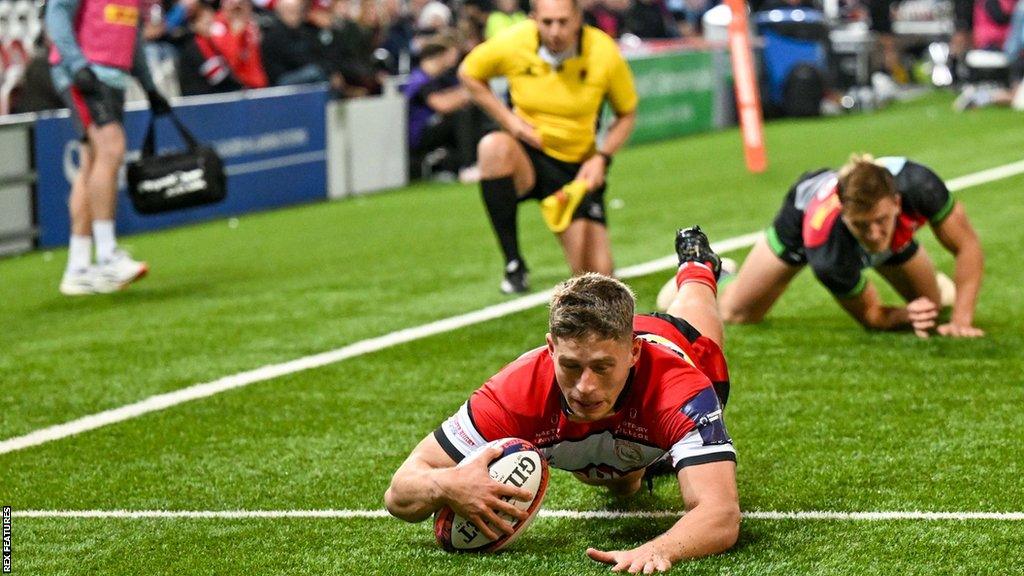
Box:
[2,159,1023,456]
[11,509,1024,521]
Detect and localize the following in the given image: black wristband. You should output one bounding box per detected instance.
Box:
[597,151,613,170]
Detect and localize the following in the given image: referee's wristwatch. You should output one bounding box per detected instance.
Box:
[596,151,613,171]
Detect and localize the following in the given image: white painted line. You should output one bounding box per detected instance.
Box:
[0,290,553,456]
[1,160,1020,456]
[944,158,1024,192]
[615,232,763,279]
[11,509,1024,521]
[224,151,327,177]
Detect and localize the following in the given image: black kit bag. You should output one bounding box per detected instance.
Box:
[127,112,226,214]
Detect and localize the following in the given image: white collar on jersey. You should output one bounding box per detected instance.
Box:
[538,44,578,69]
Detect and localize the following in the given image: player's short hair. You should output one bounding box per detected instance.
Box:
[530,0,580,13]
[549,273,635,342]
[837,153,897,214]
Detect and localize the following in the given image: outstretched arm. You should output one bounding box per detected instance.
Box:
[836,281,914,331]
[931,202,985,337]
[384,433,531,540]
[586,460,740,572]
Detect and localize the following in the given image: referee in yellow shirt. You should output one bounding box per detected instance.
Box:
[459,0,638,294]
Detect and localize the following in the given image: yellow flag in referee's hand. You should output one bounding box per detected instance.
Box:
[540,179,589,233]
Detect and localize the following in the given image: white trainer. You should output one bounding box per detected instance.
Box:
[95,249,148,290]
[60,267,100,296]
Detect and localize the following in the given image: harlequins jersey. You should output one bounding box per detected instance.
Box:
[769,157,955,298]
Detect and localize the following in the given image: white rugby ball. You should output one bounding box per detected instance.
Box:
[937,271,956,308]
[434,437,549,553]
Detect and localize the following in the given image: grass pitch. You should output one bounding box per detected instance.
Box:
[2,93,1023,575]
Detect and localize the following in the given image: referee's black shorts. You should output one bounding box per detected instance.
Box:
[520,142,607,226]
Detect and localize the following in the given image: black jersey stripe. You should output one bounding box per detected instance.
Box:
[642,312,702,343]
[433,427,467,464]
[674,450,736,471]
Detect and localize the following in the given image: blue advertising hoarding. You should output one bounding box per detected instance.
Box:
[34,86,330,248]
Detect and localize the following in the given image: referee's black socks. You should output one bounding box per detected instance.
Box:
[480,176,523,267]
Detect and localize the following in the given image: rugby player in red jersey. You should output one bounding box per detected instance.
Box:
[716,154,985,338]
[386,227,740,572]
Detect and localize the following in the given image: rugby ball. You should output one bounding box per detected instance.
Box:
[937,271,956,308]
[434,437,549,553]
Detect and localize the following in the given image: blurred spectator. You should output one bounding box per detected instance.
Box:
[954,0,1024,110]
[461,0,491,46]
[212,0,269,88]
[666,0,716,37]
[973,0,1016,49]
[175,0,245,95]
[306,0,335,27]
[141,0,188,94]
[381,0,419,72]
[458,10,487,52]
[417,0,453,33]
[381,0,453,72]
[1006,0,1024,102]
[622,0,678,37]
[260,0,329,85]
[485,0,527,38]
[951,0,974,60]
[142,0,189,42]
[585,0,628,37]
[311,0,384,95]
[868,0,910,82]
[404,33,485,180]
[11,38,66,114]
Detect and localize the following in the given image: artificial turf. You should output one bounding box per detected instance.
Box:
[1,92,1022,574]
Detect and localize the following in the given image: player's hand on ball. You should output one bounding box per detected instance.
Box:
[587,542,673,573]
[936,322,985,338]
[439,445,532,540]
[906,297,939,338]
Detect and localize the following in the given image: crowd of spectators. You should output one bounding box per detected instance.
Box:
[2,0,1022,179]
[5,0,720,179]
[7,0,711,180]
[9,0,721,110]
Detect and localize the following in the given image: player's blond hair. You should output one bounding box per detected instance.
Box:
[837,153,897,214]
[549,273,635,342]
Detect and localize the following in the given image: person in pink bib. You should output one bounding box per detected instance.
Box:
[46,0,172,295]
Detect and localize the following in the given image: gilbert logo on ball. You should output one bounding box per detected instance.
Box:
[434,438,549,553]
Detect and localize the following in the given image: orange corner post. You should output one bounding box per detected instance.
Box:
[723,0,767,173]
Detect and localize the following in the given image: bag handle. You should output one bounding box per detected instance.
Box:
[141,111,202,157]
